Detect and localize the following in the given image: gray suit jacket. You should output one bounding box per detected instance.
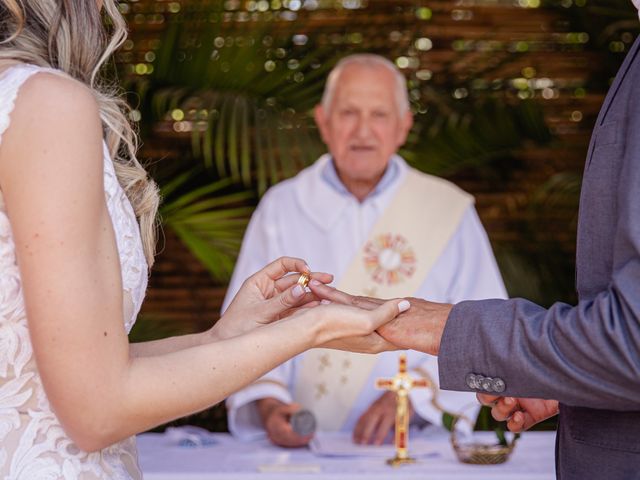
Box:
[439,36,640,479]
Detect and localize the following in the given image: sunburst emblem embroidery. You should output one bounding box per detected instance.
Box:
[363,233,416,285]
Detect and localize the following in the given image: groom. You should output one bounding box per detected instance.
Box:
[312,5,640,479]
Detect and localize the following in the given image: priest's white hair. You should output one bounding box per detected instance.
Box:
[321,54,410,115]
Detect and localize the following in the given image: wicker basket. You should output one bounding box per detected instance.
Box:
[415,370,519,465]
[450,415,519,465]
[451,439,516,465]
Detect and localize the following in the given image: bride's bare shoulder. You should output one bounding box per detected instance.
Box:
[13,70,100,121]
[0,69,103,181]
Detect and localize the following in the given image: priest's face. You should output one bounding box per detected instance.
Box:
[314,65,413,190]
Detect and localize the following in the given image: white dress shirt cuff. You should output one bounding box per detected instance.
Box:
[226,382,293,441]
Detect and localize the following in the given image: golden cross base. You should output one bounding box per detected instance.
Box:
[386,455,417,467]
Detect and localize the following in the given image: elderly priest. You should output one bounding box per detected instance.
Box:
[223,54,507,447]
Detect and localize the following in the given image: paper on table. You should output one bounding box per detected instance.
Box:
[309,431,439,458]
[258,464,322,473]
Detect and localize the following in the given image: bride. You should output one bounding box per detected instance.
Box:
[0,1,408,478]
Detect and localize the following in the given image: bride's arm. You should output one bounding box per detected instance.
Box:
[128,267,333,357]
[128,332,215,357]
[0,73,405,453]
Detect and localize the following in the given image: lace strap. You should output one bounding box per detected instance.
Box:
[0,64,65,145]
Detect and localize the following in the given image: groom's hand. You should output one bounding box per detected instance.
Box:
[308,282,452,355]
[477,394,559,433]
[377,298,452,356]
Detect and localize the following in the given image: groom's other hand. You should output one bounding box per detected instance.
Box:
[477,394,559,433]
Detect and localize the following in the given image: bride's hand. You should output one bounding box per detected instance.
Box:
[212,256,332,340]
[294,298,409,353]
[303,279,402,353]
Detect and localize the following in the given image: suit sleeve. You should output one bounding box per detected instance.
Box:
[408,357,480,431]
[438,91,640,410]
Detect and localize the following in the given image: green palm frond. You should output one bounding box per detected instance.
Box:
[530,171,581,228]
[493,172,582,306]
[549,0,639,48]
[160,172,255,282]
[134,18,335,194]
[403,99,552,178]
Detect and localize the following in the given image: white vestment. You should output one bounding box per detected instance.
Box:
[224,154,507,440]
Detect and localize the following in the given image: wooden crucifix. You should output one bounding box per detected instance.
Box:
[376,353,429,466]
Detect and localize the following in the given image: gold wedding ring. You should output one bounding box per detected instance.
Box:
[297,272,310,288]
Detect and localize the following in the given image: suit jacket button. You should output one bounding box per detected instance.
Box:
[481,377,493,392]
[492,378,505,393]
[465,373,478,389]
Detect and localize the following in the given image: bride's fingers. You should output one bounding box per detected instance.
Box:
[360,296,385,305]
[347,295,382,311]
[308,281,381,310]
[310,271,334,283]
[273,273,305,292]
[298,300,321,309]
[263,284,319,319]
[361,332,401,352]
[258,256,310,282]
[274,272,333,292]
[321,332,399,354]
[368,299,411,330]
[307,280,342,300]
[279,300,322,319]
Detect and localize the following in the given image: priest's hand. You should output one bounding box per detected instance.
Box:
[257,397,313,448]
[353,391,414,445]
[477,394,559,433]
[212,256,332,341]
[308,281,451,355]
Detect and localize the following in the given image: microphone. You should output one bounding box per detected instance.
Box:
[290,409,317,437]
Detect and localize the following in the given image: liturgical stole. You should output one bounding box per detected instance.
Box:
[294,169,473,431]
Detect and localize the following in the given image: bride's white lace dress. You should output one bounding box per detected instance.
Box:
[0,64,148,479]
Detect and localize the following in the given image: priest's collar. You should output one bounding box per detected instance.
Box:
[293,154,407,233]
[320,156,400,200]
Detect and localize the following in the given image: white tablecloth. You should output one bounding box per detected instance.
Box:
[137,429,556,480]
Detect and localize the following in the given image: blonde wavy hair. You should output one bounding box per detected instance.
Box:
[0,0,159,267]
